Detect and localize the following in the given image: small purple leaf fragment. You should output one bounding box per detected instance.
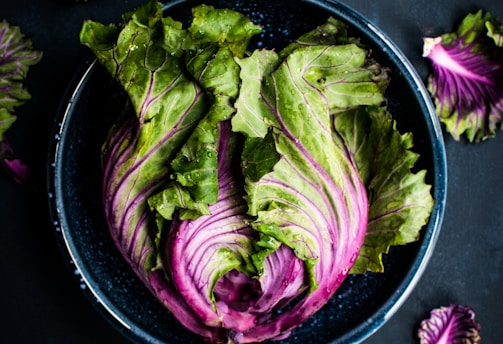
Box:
[418,304,481,344]
[0,140,30,184]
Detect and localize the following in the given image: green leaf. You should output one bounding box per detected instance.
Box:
[153,7,261,219]
[486,18,503,47]
[251,223,290,274]
[148,184,211,221]
[232,49,279,138]
[81,0,210,274]
[279,17,352,58]
[0,19,42,141]
[188,4,261,57]
[236,26,389,290]
[0,109,17,141]
[334,106,434,273]
[241,130,280,182]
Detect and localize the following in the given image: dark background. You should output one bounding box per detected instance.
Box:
[1,0,502,343]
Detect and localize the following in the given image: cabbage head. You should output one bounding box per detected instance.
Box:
[80,1,433,342]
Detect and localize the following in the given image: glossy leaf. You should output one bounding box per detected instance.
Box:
[333,106,433,273]
[82,2,434,342]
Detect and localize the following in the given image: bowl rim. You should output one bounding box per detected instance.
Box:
[46,0,447,343]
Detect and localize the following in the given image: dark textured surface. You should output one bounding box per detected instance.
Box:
[0,0,501,343]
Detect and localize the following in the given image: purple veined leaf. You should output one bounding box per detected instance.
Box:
[151,120,261,341]
[418,304,481,344]
[423,10,503,142]
[80,2,435,343]
[0,20,41,184]
[333,105,433,273]
[81,1,212,284]
[223,20,387,340]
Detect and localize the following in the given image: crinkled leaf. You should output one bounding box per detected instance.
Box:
[155,8,260,218]
[0,19,42,132]
[85,5,434,343]
[0,138,30,184]
[486,18,503,46]
[418,304,481,344]
[0,19,41,183]
[423,10,503,142]
[228,19,390,339]
[279,17,352,58]
[231,49,279,138]
[333,106,434,273]
[240,130,280,182]
[80,0,212,277]
[187,4,261,57]
[81,3,262,341]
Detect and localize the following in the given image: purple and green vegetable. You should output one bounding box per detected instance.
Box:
[80,0,434,342]
[418,304,481,344]
[423,10,503,142]
[0,19,41,183]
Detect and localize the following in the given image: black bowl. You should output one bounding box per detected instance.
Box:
[47,0,447,343]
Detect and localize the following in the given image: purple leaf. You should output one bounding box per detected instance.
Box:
[423,10,503,142]
[0,140,30,184]
[418,304,481,344]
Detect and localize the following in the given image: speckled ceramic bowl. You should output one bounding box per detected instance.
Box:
[47,0,447,343]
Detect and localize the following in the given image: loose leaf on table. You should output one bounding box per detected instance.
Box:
[423,10,503,142]
[0,19,42,183]
[418,304,481,344]
[80,1,260,279]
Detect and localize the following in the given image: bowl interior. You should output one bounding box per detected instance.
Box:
[47,0,446,343]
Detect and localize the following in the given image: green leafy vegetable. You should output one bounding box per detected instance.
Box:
[418,304,481,344]
[334,106,433,273]
[80,1,434,342]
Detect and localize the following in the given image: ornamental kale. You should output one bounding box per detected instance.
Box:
[418,304,481,344]
[80,1,434,342]
[0,19,41,183]
[423,10,503,142]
